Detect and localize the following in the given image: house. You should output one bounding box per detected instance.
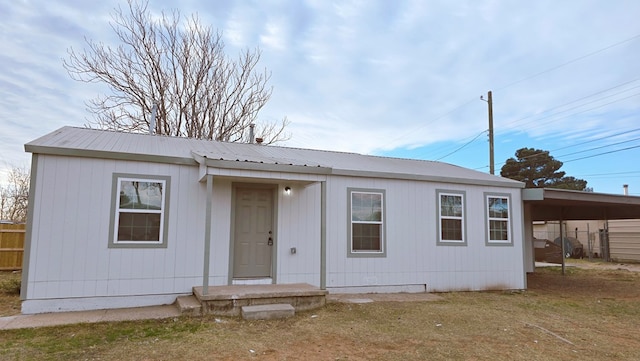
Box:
[21,126,527,314]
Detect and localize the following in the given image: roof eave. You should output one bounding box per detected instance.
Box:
[523,188,640,205]
[192,152,333,175]
[331,169,525,188]
[192,151,523,188]
[25,144,197,166]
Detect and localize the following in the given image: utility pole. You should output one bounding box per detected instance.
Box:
[481,91,495,175]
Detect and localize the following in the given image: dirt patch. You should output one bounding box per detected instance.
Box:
[529,265,640,300]
[566,259,640,273]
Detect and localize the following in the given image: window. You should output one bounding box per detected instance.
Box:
[437,190,466,245]
[109,174,170,248]
[485,193,511,245]
[348,188,386,257]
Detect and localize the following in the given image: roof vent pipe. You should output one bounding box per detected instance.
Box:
[149,102,158,135]
[249,123,255,143]
[623,184,629,196]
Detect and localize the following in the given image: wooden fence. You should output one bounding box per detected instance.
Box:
[0,223,25,271]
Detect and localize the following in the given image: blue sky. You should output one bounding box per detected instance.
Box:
[1,0,639,195]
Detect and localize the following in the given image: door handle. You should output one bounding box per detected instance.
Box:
[268,237,273,246]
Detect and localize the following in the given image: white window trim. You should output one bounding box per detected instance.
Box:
[347,188,386,258]
[436,190,466,246]
[109,174,170,249]
[484,193,512,246]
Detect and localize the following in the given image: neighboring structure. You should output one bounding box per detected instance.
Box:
[21,127,528,314]
[533,220,601,257]
[607,220,640,262]
[534,219,640,262]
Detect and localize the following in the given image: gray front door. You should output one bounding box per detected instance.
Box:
[233,187,274,278]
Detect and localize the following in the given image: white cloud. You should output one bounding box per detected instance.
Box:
[260,19,287,51]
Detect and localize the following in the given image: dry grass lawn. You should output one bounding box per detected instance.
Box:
[1,266,640,360]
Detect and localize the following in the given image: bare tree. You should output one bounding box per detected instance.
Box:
[0,166,30,223]
[63,0,289,144]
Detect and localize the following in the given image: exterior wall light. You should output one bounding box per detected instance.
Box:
[284,186,291,195]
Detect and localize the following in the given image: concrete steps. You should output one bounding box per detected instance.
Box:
[192,283,327,317]
[241,303,295,320]
[175,295,202,316]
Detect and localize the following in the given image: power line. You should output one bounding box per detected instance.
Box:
[382,34,640,167]
[556,137,640,158]
[434,130,488,161]
[564,144,640,163]
[493,129,640,166]
[494,33,640,92]
[448,83,639,168]
[577,170,640,177]
[495,89,640,136]
[490,141,640,171]
[380,97,478,150]
[550,128,640,153]
[498,82,640,132]
[578,174,640,180]
[506,92,640,137]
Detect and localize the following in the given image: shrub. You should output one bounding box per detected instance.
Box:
[0,277,21,295]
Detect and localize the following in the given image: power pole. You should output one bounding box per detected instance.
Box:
[481,91,495,175]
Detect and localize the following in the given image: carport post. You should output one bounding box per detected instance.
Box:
[559,209,566,275]
[587,223,592,261]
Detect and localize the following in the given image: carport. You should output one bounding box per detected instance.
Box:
[522,188,640,275]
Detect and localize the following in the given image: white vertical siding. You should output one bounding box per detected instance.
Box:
[275,183,321,286]
[25,155,208,304]
[209,177,232,286]
[325,176,525,292]
[24,152,525,313]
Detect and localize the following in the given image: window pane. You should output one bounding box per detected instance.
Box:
[441,219,462,241]
[488,197,508,218]
[352,192,382,222]
[119,181,163,210]
[352,223,381,251]
[118,213,161,241]
[440,195,462,217]
[489,220,509,241]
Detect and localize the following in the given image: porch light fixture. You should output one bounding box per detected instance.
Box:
[284,186,291,195]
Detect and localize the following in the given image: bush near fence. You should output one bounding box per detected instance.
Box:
[0,223,25,271]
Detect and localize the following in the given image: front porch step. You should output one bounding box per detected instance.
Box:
[193,283,327,316]
[175,295,202,316]
[241,303,295,320]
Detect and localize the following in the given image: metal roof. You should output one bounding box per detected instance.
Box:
[25,126,524,188]
[523,188,640,221]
